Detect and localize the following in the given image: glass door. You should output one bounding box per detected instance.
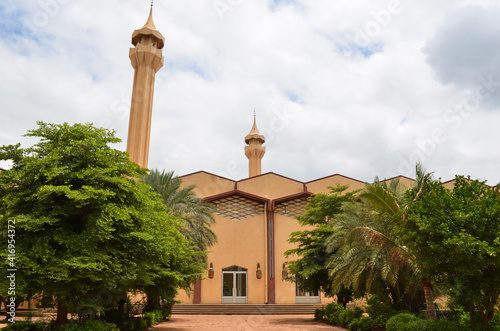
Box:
[295,282,320,303]
[222,266,248,303]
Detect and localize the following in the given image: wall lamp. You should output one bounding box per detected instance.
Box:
[208,262,214,279]
[256,263,262,279]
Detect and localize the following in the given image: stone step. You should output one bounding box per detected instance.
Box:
[171,304,325,315]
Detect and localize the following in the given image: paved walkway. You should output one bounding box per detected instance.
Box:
[154,315,346,330]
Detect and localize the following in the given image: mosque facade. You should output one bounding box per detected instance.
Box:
[125,7,438,305]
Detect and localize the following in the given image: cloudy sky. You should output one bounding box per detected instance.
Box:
[1,0,499,184]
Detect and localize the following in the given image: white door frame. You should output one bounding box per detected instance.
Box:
[221,270,248,304]
[295,283,320,304]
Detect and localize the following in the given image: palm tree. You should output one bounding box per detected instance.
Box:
[326,200,423,313]
[362,164,437,320]
[326,164,437,319]
[141,169,217,254]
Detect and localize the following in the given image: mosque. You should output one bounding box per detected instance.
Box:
[125,7,424,305]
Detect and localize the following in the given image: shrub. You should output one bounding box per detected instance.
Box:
[407,319,464,331]
[2,320,120,331]
[408,319,430,330]
[490,313,500,329]
[135,317,148,331]
[339,307,364,326]
[348,316,375,331]
[365,295,398,328]
[385,315,465,331]
[386,313,419,331]
[151,309,166,323]
[431,320,465,331]
[122,317,149,331]
[314,308,325,321]
[2,322,46,331]
[102,309,127,328]
[143,312,156,327]
[454,310,500,331]
[324,303,345,325]
[59,320,120,331]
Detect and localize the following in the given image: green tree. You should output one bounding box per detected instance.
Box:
[403,176,500,328]
[0,122,202,325]
[294,165,431,317]
[330,164,437,320]
[325,198,424,313]
[284,185,359,307]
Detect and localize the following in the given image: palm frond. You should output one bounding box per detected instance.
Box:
[361,180,401,217]
[141,169,218,254]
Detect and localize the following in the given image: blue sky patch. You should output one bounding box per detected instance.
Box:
[336,41,383,58]
[285,91,304,104]
[269,0,300,12]
[0,4,48,48]
[0,5,25,39]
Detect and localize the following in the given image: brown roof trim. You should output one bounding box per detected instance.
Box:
[271,191,313,211]
[201,189,271,204]
[237,172,305,185]
[306,173,365,185]
[179,170,236,183]
[273,191,312,204]
[381,175,416,182]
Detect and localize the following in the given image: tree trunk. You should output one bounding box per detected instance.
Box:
[118,299,126,316]
[162,301,172,320]
[146,293,160,312]
[2,299,6,321]
[422,280,437,320]
[56,304,69,326]
[337,295,348,309]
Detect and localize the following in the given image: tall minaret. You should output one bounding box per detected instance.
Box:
[245,115,266,177]
[126,4,165,168]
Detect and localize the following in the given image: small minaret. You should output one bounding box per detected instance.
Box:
[245,115,266,177]
[126,4,165,168]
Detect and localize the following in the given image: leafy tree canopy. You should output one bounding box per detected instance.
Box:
[284,185,359,306]
[326,178,425,313]
[0,122,203,324]
[402,176,500,326]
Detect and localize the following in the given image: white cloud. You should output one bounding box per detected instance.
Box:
[1,0,499,185]
[424,5,500,92]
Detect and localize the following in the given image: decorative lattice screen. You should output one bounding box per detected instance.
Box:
[211,195,264,221]
[275,197,308,218]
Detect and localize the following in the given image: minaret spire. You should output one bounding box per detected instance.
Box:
[245,114,266,178]
[143,7,155,30]
[126,6,165,168]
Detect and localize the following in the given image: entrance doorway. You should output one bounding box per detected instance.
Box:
[222,266,248,303]
[295,283,320,303]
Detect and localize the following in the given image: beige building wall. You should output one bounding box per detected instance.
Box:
[172,173,478,305]
[274,212,306,304]
[171,167,474,305]
[180,171,236,198]
[202,212,267,304]
[238,173,304,199]
[307,174,365,194]
[175,171,363,305]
